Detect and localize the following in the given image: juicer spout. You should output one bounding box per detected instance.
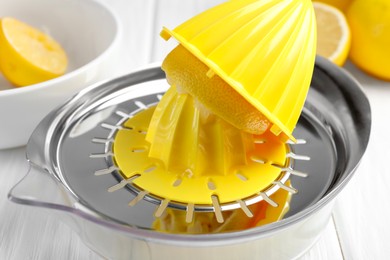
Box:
[8,163,74,209]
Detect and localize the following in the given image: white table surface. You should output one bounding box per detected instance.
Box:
[1,1,390,259]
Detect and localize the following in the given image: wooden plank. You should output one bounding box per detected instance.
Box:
[0,147,99,259]
[299,217,343,260]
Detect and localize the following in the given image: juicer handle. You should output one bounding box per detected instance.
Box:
[8,163,73,209]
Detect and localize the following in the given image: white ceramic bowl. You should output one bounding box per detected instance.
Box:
[0,0,121,149]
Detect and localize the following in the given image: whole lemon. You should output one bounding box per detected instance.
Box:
[347,0,390,80]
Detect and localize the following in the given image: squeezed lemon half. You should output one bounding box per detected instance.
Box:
[162,45,270,135]
[0,17,68,87]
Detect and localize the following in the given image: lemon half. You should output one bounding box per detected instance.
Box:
[162,45,270,135]
[313,2,351,66]
[0,17,68,87]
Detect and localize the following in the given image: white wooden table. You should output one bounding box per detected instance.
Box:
[1,1,390,259]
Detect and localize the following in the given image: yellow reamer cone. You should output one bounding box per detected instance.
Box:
[115,94,289,205]
[161,0,317,141]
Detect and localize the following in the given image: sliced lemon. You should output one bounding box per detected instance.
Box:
[313,2,351,66]
[0,17,68,87]
[162,44,270,135]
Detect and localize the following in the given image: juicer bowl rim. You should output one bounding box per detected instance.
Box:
[9,56,371,245]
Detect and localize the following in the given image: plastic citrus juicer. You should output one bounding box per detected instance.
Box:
[5,50,371,259]
[6,0,371,255]
[112,0,316,225]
